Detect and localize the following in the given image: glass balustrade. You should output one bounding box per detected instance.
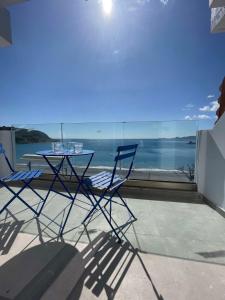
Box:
[13,120,198,182]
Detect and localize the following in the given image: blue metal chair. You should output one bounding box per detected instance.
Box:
[0,143,45,216]
[82,144,138,242]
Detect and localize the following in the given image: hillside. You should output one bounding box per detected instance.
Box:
[15,129,53,144]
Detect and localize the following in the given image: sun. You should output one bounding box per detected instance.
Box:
[102,0,113,16]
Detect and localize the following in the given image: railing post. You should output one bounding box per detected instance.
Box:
[60,123,64,143]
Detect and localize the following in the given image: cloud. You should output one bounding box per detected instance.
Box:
[128,0,168,11]
[182,103,194,111]
[185,104,194,108]
[128,0,150,12]
[113,49,120,55]
[199,101,219,112]
[135,0,150,5]
[160,0,169,5]
[130,0,150,8]
[207,94,215,99]
[185,115,211,120]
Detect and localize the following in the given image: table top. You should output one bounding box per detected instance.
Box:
[36,150,95,157]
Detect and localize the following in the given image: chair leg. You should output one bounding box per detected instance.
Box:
[0,181,40,216]
[102,189,136,221]
[82,189,121,242]
[82,186,107,224]
[94,199,121,242]
[116,191,137,220]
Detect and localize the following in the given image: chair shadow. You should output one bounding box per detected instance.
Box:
[68,232,136,299]
[0,215,164,300]
[0,204,164,300]
[68,230,164,300]
[0,210,24,255]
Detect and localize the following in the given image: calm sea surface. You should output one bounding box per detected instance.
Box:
[16,139,196,170]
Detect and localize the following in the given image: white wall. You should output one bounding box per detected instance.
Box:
[197,113,225,212]
[0,6,11,46]
[0,128,15,177]
[0,0,28,7]
[210,0,225,8]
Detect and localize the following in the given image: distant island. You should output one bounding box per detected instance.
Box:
[158,136,196,141]
[15,129,55,144]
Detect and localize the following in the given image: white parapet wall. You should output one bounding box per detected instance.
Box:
[210,0,225,8]
[197,113,225,212]
[0,0,29,47]
[0,127,15,177]
[0,0,28,5]
[211,6,225,33]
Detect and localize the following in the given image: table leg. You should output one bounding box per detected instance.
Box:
[58,154,94,236]
[37,156,67,216]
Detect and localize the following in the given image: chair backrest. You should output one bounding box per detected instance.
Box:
[110,144,138,185]
[0,143,14,173]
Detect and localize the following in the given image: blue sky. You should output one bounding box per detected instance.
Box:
[0,0,225,134]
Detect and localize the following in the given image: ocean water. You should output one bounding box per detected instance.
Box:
[16,139,196,171]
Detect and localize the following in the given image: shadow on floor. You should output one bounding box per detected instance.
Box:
[0,241,83,300]
[69,232,136,299]
[197,250,225,259]
[68,230,164,300]
[0,210,24,255]
[0,228,164,300]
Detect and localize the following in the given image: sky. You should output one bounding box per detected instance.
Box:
[0,0,225,137]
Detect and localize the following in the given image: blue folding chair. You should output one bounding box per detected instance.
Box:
[0,143,45,216]
[82,144,138,242]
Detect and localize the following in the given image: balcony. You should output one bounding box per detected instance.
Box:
[1,117,225,299]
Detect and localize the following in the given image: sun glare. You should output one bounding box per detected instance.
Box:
[102,0,113,16]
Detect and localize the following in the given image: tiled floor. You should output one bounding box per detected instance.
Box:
[0,187,225,299]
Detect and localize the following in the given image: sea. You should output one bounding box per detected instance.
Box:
[16,139,196,171]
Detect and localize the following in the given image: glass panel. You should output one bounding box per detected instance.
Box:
[123,120,198,182]
[14,123,62,173]
[13,121,198,182]
[62,122,124,176]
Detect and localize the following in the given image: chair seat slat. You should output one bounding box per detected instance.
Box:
[2,170,42,182]
[98,177,122,190]
[95,174,120,187]
[90,173,111,185]
[91,173,121,189]
[1,171,17,181]
[90,172,120,186]
[89,171,108,180]
[92,177,111,188]
[87,171,122,190]
[6,171,25,181]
